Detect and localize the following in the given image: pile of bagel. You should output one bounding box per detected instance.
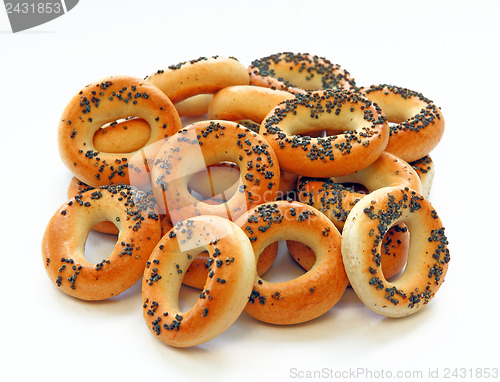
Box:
[42,52,450,348]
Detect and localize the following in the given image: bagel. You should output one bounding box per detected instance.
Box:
[152,120,280,223]
[248,52,357,93]
[296,151,422,230]
[142,215,255,347]
[359,84,445,162]
[58,75,182,188]
[260,90,389,177]
[146,56,249,104]
[342,187,450,317]
[42,184,162,301]
[235,201,348,325]
[286,223,409,281]
[409,155,435,198]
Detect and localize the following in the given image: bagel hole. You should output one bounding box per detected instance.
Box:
[260,241,307,282]
[178,251,211,313]
[323,128,351,136]
[177,284,201,313]
[339,182,370,195]
[286,240,316,273]
[381,223,410,283]
[296,129,327,138]
[93,117,151,153]
[84,226,118,265]
[188,162,240,203]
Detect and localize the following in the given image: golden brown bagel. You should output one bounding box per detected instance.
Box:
[248,52,357,93]
[359,84,445,162]
[296,151,422,230]
[152,120,281,223]
[260,90,390,177]
[235,201,348,325]
[142,215,255,347]
[58,75,182,188]
[146,56,249,104]
[42,184,162,301]
[409,155,435,198]
[342,187,450,317]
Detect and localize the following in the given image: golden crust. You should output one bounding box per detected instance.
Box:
[58,75,182,188]
[235,200,348,325]
[341,187,450,317]
[248,52,357,93]
[142,215,255,347]
[67,177,171,236]
[260,90,390,177]
[146,56,249,104]
[93,117,151,153]
[42,184,162,301]
[359,85,445,162]
[174,94,213,117]
[208,85,293,123]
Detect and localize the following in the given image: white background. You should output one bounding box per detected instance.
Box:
[1,1,499,381]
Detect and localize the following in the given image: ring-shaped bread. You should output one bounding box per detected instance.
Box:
[146,56,249,105]
[342,186,450,317]
[260,89,390,177]
[296,151,422,230]
[42,184,162,300]
[248,52,357,93]
[58,75,182,188]
[359,84,445,162]
[142,215,256,347]
[235,200,348,325]
[151,120,281,223]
